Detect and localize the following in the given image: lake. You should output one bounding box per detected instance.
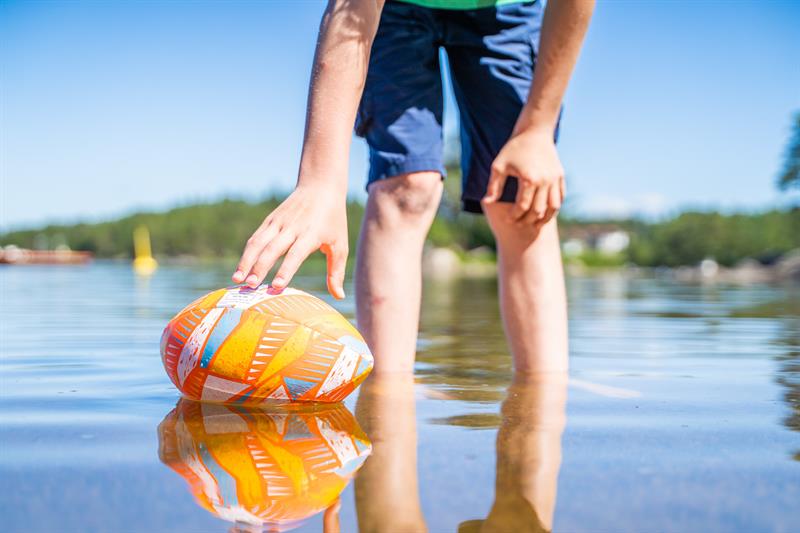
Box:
[1,263,798,532]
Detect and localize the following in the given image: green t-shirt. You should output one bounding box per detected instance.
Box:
[395,0,527,9]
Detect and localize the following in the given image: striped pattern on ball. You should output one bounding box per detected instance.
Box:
[160,285,374,403]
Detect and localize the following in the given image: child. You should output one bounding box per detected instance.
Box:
[232,0,594,374]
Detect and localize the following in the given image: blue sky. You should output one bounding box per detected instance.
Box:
[1,0,799,229]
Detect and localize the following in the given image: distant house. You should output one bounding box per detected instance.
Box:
[596,231,630,255]
[561,224,630,256]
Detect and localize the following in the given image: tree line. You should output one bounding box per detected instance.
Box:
[1,195,798,268]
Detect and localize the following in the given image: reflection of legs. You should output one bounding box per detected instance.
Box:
[355,172,443,374]
[484,374,568,532]
[354,375,427,532]
[484,204,568,373]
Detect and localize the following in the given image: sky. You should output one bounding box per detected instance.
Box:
[1,0,799,229]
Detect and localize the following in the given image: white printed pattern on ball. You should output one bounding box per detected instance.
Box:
[177,307,224,386]
[201,375,250,403]
[316,345,360,396]
[266,384,290,400]
[216,286,305,310]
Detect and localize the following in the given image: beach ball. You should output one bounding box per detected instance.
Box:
[161,285,373,404]
[158,399,371,530]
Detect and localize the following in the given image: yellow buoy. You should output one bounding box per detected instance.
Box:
[133,225,158,275]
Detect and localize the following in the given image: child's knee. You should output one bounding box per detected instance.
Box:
[367,171,443,226]
[484,202,560,252]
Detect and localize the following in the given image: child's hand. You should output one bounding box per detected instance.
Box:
[232,185,349,299]
[482,129,565,226]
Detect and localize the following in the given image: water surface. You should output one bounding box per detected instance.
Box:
[1,263,798,531]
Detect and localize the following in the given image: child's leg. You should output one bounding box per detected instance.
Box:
[355,172,442,374]
[483,202,568,373]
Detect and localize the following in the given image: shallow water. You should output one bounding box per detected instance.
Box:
[1,263,798,532]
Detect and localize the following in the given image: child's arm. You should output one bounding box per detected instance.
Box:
[483,0,595,225]
[233,0,385,298]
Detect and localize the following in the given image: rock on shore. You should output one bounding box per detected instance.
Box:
[673,249,800,284]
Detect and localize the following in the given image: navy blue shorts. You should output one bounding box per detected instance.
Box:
[355,0,557,213]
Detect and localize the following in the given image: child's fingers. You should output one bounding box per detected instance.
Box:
[482,165,507,204]
[522,185,547,225]
[234,241,264,283]
[549,183,562,212]
[532,185,549,220]
[511,182,534,221]
[246,231,295,288]
[323,242,348,300]
[233,223,279,283]
[537,184,562,225]
[272,239,314,289]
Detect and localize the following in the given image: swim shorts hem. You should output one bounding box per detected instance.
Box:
[366,155,446,191]
[462,198,484,214]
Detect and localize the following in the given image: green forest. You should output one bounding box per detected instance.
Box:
[1,193,798,268]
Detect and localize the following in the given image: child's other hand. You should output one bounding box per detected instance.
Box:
[482,129,565,226]
[232,185,349,299]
